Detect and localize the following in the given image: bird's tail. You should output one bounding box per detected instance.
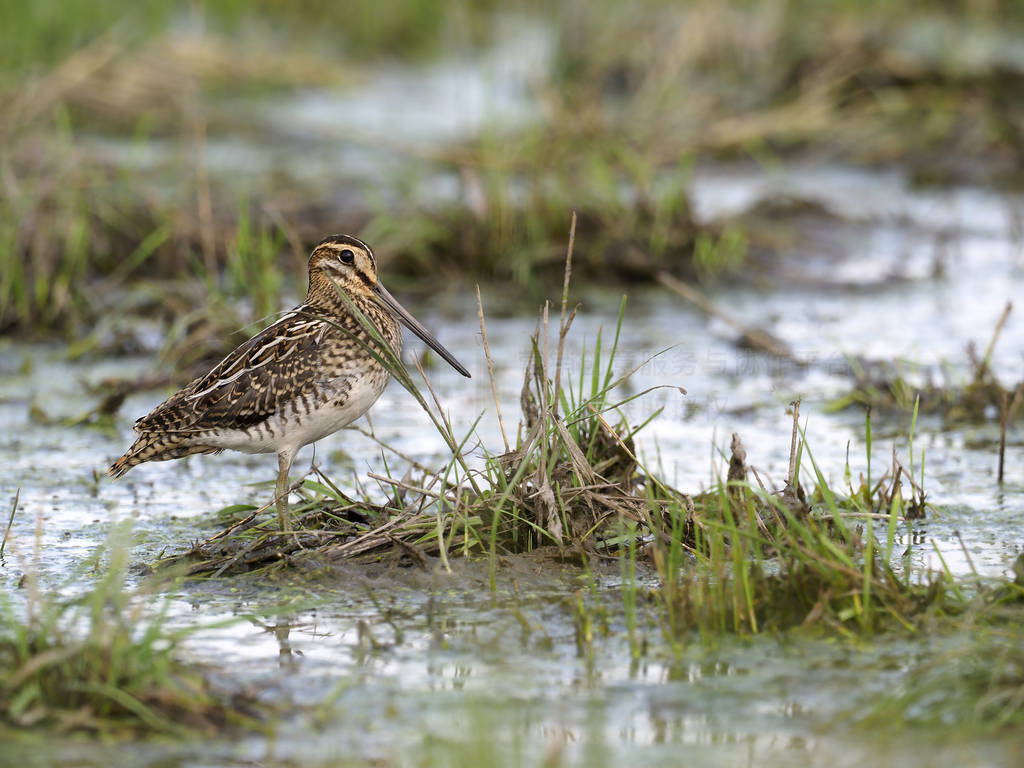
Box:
[108,433,189,477]
[107,433,220,478]
[107,438,149,478]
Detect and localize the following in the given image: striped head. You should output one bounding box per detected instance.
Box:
[305,234,471,378]
[307,234,379,305]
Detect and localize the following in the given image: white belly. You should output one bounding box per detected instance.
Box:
[199,375,388,455]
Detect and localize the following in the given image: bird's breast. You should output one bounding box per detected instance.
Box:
[196,368,392,455]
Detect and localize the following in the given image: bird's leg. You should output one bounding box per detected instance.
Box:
[276,450,294,532]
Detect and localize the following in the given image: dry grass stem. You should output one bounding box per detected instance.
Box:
[553,211,577,418]
[476,284,509,452]
[0,488,18,558]
[787,399,801,489]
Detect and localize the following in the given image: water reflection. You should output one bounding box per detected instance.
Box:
[250,616,302,671]
[149,576,874,764]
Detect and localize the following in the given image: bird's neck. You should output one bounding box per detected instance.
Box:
[304,273,401,348]
[306,272,370,313]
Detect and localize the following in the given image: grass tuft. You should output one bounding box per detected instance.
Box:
[0,523,258,737]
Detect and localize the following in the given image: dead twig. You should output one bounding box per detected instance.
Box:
[657,271,798,361]
[366,472,443,501]
[1,488,19,558]
[998,381,1024,484]
[976,301,1012,382]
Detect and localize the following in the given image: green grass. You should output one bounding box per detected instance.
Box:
[826,303,1023,426]
[0,0,507,86]
[7,0,1024,338]
[861,628,1024,732]
[6,221,1024,746]
[0,523,256,737]
[167,223,1023,657]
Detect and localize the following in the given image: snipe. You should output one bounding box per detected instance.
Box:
[108,234,470,531]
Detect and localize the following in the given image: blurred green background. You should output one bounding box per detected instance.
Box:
[2,0,1023,339]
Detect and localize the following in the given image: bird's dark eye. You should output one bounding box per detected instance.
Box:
[339,249,355,264]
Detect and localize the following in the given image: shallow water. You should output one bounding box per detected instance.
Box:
[80,15,551,215]
[2,163,1023,765]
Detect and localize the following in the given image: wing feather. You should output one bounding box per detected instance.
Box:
[134,312,335,435]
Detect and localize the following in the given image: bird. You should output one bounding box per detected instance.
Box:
[107,234,471,532]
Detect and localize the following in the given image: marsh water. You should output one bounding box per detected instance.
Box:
[3,15,1024,764]
[2,159,1023,766]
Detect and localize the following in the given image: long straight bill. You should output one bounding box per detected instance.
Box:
[374,283,471,378]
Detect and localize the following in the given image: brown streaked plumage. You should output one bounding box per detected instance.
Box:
[108,234,470,531]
